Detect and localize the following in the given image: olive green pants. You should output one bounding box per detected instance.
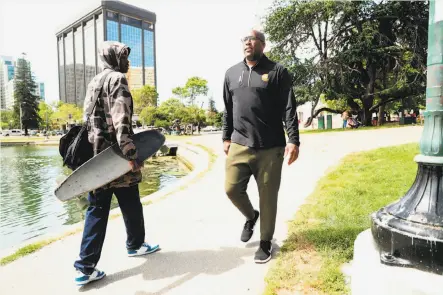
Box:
[225,142,285,241]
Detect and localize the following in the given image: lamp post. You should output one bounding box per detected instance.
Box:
[371,0,443,274]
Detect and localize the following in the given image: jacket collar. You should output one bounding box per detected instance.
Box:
[243,53,268,69]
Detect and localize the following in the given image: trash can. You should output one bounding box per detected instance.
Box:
[318,116,325,129]
[326,114,332,129]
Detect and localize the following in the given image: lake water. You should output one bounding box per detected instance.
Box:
[0,145,188,250]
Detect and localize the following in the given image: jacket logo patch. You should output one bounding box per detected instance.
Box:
[262,74,269,82]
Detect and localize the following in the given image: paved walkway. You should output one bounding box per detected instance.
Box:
[0,126,423,295]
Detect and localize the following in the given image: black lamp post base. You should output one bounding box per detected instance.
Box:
[371,163,443,275]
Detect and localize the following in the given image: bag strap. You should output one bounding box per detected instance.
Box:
[84,69,113,125]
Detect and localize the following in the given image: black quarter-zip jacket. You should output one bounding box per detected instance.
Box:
[222,54,300,148]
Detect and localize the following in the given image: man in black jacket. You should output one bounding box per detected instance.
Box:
[222,29,300,264]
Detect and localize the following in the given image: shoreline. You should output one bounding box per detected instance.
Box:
[0,140,60,146]
[0,140,216,264]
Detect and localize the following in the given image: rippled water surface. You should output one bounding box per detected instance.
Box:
[0,145,187,250]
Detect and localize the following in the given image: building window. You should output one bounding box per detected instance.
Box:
[142,22,153,30]
[96,13,104,72]
[7,66,14,81]
[107,20,119,41]
[74,27,85,103]
[121,23,142,90]
[65,31,75,104]
[144,30,155,86]
[58,37,65,102]
[84,19,96,89]
[121,15,141,27]
[107,11,118,21]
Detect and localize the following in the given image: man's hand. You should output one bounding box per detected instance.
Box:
[129,160,144,172]
[284,143,299,165]
[223,140,231,155]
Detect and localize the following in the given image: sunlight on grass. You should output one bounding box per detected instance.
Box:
[264,143,419,295]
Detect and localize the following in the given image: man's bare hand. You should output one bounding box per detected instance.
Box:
[284,143,299,165]
[129,160,144,172]
[223,140,231,155]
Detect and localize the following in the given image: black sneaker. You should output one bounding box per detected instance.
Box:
[254,240,272,263]
[241,210,259,242]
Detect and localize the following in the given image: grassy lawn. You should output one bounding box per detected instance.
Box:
[264,143,419,295]
[300,122,420,134]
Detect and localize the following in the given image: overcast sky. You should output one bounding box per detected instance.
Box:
[0,0,276,111]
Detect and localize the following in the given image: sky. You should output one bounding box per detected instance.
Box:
[0,0,276,111]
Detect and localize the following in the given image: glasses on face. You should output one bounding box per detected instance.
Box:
[241,36,263,43]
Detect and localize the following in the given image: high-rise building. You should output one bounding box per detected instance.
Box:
[0,56,16,110]
[0,62,5,110]
[39,83,45,101]
[56,0,157,106]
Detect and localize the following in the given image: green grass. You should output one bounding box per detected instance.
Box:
[0,227,83,266]
[264,143,420,295]
[300,122,419,134]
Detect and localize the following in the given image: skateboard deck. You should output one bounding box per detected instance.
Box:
[54,130,165,202]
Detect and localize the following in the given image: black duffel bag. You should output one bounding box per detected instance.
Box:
[59,70,111,171]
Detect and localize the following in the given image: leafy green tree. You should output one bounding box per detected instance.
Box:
[264,0,428,126]
[132,85,158,113]
[51,102,83,128]
[185,77,208,106]
[172,87,189,104]
[38,101,54,131]
[139,106,157,126]
[13,54,41,134]
[172,77,208,105]
[214,112,223,127]
[207,96,217,113]
[205,96,219,126]
[0,110,15,129]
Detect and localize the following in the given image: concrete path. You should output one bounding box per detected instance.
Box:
[0,126,424,295]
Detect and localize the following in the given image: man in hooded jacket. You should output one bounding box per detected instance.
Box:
[74,41,160,286]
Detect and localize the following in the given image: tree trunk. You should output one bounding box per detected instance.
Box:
[378,104,385,126]
[362,65,376,126]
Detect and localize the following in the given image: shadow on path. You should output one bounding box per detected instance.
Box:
[79,247,255,294]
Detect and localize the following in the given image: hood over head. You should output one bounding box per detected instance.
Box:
[98,41,131,72]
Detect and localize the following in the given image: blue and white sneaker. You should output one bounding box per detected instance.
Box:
[75,268,106,286]
[127,242,160,257]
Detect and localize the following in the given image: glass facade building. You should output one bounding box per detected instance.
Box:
[56,0,156,106]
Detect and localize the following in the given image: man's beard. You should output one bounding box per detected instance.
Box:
[246,51,261,61]
[119,64,129,73]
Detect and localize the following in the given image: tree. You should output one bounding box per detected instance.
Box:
[172,87,189,104]
[132,85,158,113]
[51,102,83,129]
[0,110,15,129]
[157,98,187,122]
[38,101,54,131]
[205,96,219,126]
[139,106,157,126]
[172,77,208,106]
[207,96,217,113]
[185,77,208,106]
[214,112,223,128]
[13,54,41,134]
[264,0,428,126]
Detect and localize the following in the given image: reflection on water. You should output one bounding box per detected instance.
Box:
[0,145,187,250]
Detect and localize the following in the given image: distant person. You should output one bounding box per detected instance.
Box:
[74,41,159,286]
[222,29,300,264]
[342,111,349,128]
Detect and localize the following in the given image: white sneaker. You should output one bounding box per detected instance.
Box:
[127,242,160,257]
[75,268,106,286]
